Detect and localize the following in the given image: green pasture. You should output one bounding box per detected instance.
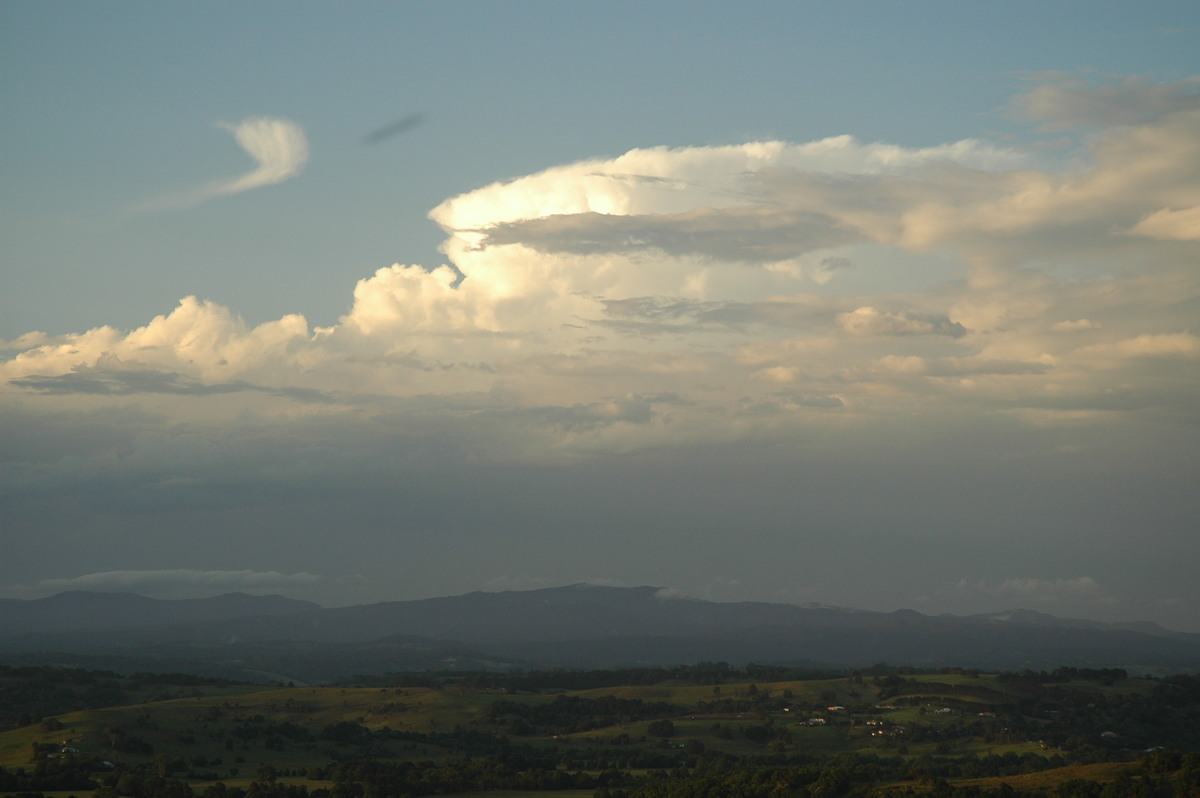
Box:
[0,670,1148,782]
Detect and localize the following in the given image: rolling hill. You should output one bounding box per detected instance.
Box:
[1,584,1197,683]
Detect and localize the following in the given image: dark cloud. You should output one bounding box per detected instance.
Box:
[503,398,657,431]
[12,366,332,403]
[2,397,1198,628]
[363,113,424,145]
[474,206,861,263]
[13,369,250,396]
[736,394,845,415]
[600,296,714,322]
[837,306,967,337]
[596,296,832,335]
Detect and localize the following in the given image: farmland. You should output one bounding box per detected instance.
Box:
[2,664,1199,796]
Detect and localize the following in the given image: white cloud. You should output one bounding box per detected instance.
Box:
[1078,332,1200,361]
[1129,204,1200,241]
[3,76,1198,462]
[1051,319,1101,333]
[995,576,1111,604]
[133,117,309,211]
[211,117,310,196]
[1,297,311,383]
[0,569,325,600]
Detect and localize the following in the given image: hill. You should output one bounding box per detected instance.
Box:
[1,585,1198,683]
[2,664,1198,797]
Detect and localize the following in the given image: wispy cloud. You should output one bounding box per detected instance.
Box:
[0,569,326,600]
[211,117,310,196]
[1010,73,1200,130]
[133,117,309,212]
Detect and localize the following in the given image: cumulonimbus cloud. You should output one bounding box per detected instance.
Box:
[133,117,309,211]
[9,75,1198,451]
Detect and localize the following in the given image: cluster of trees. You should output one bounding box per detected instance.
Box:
[997,668,1130,686]
[6,664,1200,797]
[347,662,847,692]
[2,665,127,728]
[2,666,249,731]
[607,749,1200,797]
[0,758,100,793]
[317,755,608,796]
[1032,674,1200,753]
[5,749,1200,798]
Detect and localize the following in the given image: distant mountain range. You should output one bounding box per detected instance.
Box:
[1,585,1197,683]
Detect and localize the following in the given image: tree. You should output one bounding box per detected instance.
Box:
[646,719,674,738]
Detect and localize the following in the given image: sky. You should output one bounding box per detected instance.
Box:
[2,2,1199,632]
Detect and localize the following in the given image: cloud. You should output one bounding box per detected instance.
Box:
[1051,319,1101,333]
[9,76,1198,447]
[474,206,862,264]
[429,136,1027,301]
[512,397,657,431]
[0,569,326,600]
[1078,332,1200,360]
[996,577,1111,604]
[3,70,1200,634]
[2,297,312,383]
[1,76,1198,628]
[955,576,1114,607]
[9,359,331,403]
[363,113,424,145]
[836,306,966,337]
[1129,204,1200,241]
[212,117,309,196]
[1010,74,1200,130]
[133,117,309,211]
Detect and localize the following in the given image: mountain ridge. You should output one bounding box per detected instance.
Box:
[1,584,1196,680]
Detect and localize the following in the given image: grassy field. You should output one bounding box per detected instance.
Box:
[948,760,1133,792]
[0,675,1074,771]
[4,667,1193,797]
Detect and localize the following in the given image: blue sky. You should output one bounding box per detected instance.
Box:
[3,2,1199,631]
[7,1,1196,337]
